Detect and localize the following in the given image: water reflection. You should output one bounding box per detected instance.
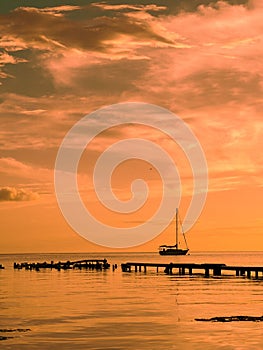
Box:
[0,252,262,349]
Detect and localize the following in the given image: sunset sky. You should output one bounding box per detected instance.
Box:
[0,0,262,253]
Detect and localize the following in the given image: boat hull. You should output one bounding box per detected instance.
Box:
[159,249,189,256]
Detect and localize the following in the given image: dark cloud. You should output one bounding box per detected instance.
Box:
[0,1,85,14]
[0,4,176,93]
[0,0,249,13]
[0,58,55,97]
[57,57,150,94]
[0,6,174,53]
[0,186,39,201]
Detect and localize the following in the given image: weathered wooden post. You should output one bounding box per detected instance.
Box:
[205,268,210,277]
[213,267,221,276]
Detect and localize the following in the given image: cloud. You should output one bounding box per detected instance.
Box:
[0,1,263,197]
[122,0,263,124]
[0,157,52,183]
[0,186,39,201]
[0,51,27,66]
[0,71,12,79]
[1,1,261,90]
[91,3,167,13]
[20,109,47,115]
[18,5,82,17]
[0,4,184,87]
[0,6,174,52]
[0,35,28,52]
[0,92,117,152]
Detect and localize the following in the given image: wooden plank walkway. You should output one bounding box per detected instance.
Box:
[121,262,263,279]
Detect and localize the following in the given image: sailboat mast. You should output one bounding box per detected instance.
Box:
[176,208,178,247]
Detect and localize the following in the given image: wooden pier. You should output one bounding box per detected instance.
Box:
[14,259,110,271]
[121,262,263,279]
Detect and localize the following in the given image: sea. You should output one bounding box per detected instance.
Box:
[0,251,262,350]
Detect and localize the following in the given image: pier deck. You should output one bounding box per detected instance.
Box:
[121,262,263,279]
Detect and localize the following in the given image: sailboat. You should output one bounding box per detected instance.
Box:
[158,208,189,256]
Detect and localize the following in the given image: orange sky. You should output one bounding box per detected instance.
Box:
[0,0,262,253]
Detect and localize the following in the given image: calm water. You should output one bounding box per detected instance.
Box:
[0,252,262,349]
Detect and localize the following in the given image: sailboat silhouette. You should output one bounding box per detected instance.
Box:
[159,208,189,256]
